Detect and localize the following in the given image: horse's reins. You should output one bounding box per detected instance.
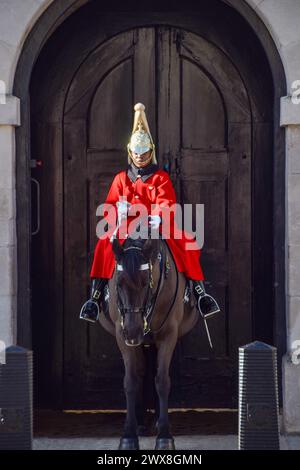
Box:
[143,239,179,335]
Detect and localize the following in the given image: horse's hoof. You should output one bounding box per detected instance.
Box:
[118,437,140,450]
[155,437,175,450]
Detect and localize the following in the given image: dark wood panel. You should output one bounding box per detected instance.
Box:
[157,27,181,194]
[179,30,251,124]
[133,28,156,136]
[64,31,135,119]
[31,120,64,407]
[182,59,225,149]
[252,122,273,344]
[227,123,252,355]
[89,59,133,150]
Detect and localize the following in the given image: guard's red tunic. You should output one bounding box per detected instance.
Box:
[90,167,204,280]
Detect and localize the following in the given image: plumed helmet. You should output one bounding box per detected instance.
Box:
[127,103,157,164]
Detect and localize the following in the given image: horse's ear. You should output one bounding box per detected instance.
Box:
[112,237,124,261]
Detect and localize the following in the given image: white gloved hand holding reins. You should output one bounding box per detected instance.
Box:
[148,214,161,230]
[116,200,131,224]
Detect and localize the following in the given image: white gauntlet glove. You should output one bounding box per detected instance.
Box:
[149,215,161,230]
[116,200,131,224]
[110,200,131,243]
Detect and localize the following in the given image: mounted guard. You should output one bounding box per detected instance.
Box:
[79,103,220,347]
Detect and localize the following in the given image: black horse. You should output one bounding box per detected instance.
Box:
[98,235,199,450]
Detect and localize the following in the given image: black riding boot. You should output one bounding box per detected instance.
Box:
[79,278,108,323]
[191,280,220,319]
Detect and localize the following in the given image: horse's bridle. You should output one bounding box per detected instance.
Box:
[115,245,156,334]
[115,241,178,337]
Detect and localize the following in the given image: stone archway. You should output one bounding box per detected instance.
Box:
[11,0,287,412]
[12,0,288,412]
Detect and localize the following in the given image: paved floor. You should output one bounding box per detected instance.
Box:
[33,435,300,450]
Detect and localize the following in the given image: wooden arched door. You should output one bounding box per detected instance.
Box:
[63,26,251,408]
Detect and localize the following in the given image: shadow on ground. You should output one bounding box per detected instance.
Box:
[34,409,237,438]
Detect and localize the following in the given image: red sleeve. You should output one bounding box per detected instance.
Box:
[104,173,123,205]
[102,173,123,225]
[151,172,177,218]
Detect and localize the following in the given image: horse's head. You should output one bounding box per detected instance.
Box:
[112,236,159,347]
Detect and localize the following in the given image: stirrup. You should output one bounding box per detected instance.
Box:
[196,292,221,350]
[197,294,221,319]
[79,300,100,323]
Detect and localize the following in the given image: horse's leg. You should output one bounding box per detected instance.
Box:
[118,345,144,450]
[154,332,178,450]
[135,347,147,435]
[135,384,146,435]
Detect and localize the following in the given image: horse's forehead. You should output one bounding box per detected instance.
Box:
[125,238,145,248]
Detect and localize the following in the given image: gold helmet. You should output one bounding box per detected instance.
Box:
[127,103,157,164]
